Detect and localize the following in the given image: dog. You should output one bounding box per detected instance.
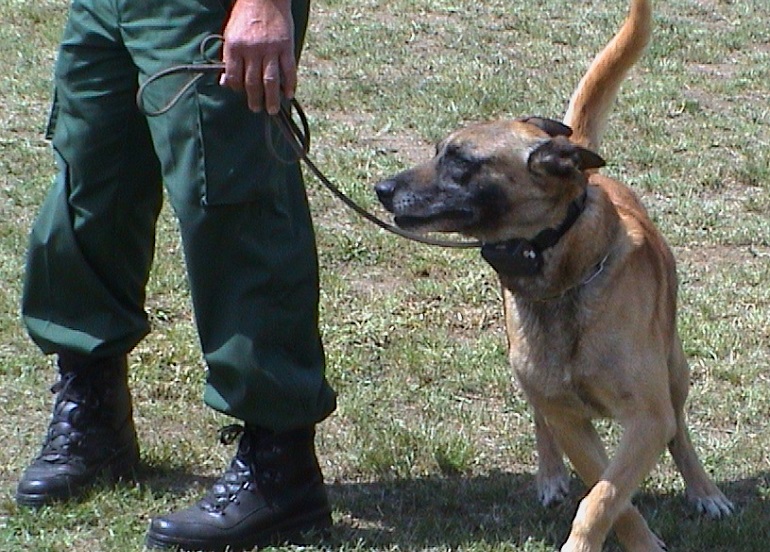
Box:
[374,1,733,550]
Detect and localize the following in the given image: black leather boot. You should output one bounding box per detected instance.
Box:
[146,424,332,551]
[16,354,140,507]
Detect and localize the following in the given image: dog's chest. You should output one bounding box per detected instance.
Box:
[506,296,611,417]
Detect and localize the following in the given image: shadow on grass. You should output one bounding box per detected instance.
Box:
[327,470,770,551]
[328,470,574,549]
[124,456,769,551]
[135,459,218,498]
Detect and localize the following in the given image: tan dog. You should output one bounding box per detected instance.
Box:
[375,1,733,550]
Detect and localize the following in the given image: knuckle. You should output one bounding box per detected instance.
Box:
[244,73,261,87]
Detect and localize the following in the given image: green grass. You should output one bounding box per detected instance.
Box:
[1,0,769,550]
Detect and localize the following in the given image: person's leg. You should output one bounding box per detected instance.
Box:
[17,0,163,506]
[22,6,162,358]
[125,0,335,430]
[120,1,336,548]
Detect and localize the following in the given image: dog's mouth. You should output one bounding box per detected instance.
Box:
[393,208,475,232]
[375,178,479,233]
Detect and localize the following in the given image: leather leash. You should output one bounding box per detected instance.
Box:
[136,56,482,249]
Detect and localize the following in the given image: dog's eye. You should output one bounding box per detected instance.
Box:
[444,144,477,165]
[440,145,482,183]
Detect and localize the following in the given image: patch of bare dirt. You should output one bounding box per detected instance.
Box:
[676,243,769,266]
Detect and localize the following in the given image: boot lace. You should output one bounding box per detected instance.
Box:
[37,372,100,463]
[199,425,284,514]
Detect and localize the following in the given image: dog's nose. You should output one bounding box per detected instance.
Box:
[374,179,396,212]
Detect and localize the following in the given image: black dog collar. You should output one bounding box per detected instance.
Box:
[481,191,587,277]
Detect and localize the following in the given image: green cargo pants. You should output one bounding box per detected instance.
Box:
[21,0,336,432]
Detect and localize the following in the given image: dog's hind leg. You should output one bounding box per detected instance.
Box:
[667,340,734,518]
[668,417,733,518]
[533,409,571,507]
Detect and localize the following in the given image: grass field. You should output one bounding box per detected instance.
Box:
[1,0,769,550]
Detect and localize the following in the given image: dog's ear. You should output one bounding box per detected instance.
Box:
[528,138,606,176]
[517,116,573,138]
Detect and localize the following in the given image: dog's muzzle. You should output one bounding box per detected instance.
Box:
[374,178,397,212]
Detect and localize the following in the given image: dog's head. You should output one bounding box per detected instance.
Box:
[375,117,605,243]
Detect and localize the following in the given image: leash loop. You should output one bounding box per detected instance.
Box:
[136,35,225,117]
[136,38,481,249]
[137,64,223,116]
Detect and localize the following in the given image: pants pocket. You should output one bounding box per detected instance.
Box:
[191,80,298,207]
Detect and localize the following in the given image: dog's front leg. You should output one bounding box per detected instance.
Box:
[564,413,673,552]
[546,413,669,552]
[563,483,667,552]
[533,408,570,507]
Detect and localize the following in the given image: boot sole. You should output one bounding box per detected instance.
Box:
[145,507,332,552]
[15,448,139,508]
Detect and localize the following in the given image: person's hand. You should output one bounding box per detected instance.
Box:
[220,0,296,114]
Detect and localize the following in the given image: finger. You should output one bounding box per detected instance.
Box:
[279,52,297,101]
[244,59,265,112]
[220,54,245,90]
[262,59,282,115]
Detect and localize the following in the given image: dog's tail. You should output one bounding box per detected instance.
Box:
[563,0,652,151]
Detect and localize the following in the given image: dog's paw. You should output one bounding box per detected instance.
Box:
[537,472,570,507]
[690,492,735,519]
